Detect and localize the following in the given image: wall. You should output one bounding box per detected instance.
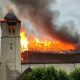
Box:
[0,63,2,80]
[0,63,80,80]
[21,63,80,73]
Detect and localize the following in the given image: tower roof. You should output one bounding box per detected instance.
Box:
[4,10,19,21]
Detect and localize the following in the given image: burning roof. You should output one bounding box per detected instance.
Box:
[20,28,76,53]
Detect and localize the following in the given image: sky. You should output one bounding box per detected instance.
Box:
[53,0,80,34]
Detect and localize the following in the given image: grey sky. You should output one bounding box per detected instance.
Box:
[54,0,80,34]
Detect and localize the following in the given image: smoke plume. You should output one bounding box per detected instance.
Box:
[11,0,80,44]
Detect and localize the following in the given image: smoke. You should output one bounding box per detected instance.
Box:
[11,0,80,44]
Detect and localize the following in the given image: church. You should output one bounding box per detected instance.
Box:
[0,10,80,80]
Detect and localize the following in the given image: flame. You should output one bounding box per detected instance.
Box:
[28,38,75,52]
[20,28,76,53]
[20,28,28,52]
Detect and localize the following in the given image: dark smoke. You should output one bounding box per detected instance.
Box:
[11,0,79,44]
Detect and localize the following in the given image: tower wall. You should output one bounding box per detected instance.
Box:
[1,22,21,80]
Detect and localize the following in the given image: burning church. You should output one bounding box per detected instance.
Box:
[0,3,80,80]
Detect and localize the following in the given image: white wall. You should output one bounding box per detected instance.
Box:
[0,26,1,63]
[21,63,80,73]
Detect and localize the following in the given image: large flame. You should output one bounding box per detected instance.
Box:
[20,28,76,53]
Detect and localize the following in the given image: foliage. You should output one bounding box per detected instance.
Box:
[18,67,80,80]
[58,70,70,80]
[70,68,80,80]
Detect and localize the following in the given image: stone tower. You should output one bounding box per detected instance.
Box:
[0,10,21,80]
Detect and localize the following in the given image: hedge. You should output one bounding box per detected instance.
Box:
[18,67,80,80]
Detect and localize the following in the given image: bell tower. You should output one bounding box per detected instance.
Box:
[0,10,21,80]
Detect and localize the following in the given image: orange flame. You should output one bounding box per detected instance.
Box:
[20,28,28,53]
[20,28,76,53]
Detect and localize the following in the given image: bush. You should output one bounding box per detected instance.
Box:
[25,67,59,80]
[58,70,70,80]
[45,67,59,80]
[18,67,80,80]
[70,68,80,80]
